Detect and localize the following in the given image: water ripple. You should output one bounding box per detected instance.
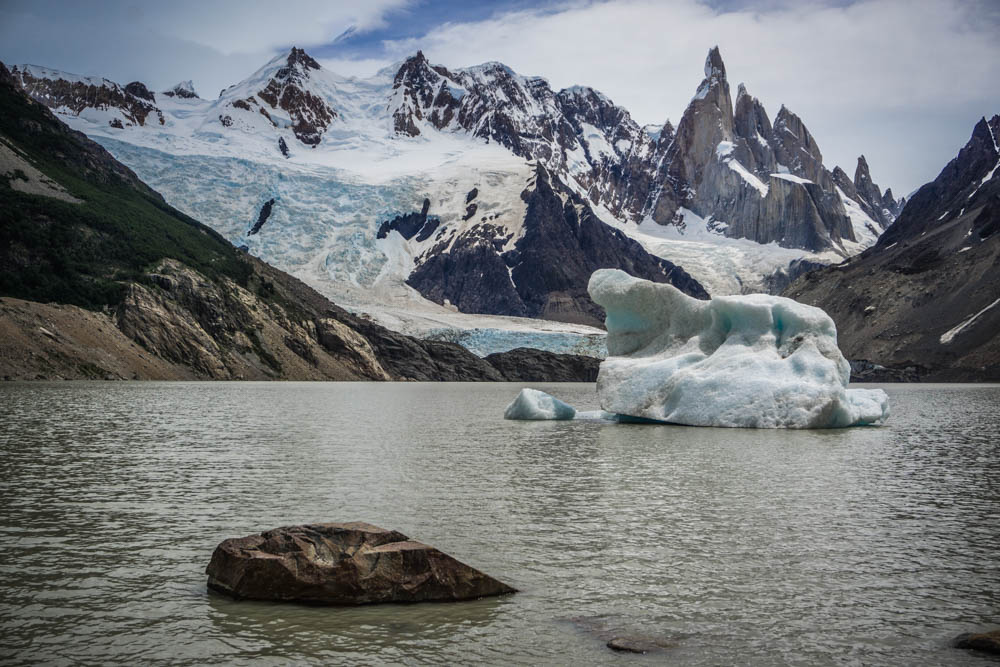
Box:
[0,382,998,665]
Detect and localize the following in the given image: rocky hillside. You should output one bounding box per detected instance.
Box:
[785,115,1000,381]
[0,62,590,381]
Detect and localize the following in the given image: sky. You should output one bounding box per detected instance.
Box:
[1,0,998,195]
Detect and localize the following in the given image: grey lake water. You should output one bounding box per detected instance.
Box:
[0,382,998,666]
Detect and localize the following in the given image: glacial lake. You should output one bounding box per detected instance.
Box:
[1,382,998,665]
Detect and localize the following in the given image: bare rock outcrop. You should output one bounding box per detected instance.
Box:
[645,49,858,252]
[256,48,336,146]
[206,522,516,604]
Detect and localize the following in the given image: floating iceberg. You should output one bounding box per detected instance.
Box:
[587,269,888,428]
[503,388,616,422]
[504,388,577,420]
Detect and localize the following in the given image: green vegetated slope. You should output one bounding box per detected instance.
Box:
[0,64,250,309]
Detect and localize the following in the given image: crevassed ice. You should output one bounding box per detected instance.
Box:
[587,269,889,428]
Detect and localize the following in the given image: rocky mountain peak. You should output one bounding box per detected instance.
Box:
[771,105,825,182]
[854,154,872,187]
[286,47,320,71]
[253,47,336,146]
[831,165,858,199]
[663,47,736,210]
[163,80,198,99]
[124,81,155,102]
[390,51,461,136]
[704,46,726,80]
[878,112,1000,248]
[851,154,896,227]
[733,83,771,141]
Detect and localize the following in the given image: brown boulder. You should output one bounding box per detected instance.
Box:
[953,629,1000,654]
[206,522,516,604]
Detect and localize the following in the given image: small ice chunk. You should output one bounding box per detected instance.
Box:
[504,388,577,420]
[587,269,889,429]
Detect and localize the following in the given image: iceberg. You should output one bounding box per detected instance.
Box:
[503,388,617,422]
[503,388,577,420]
[585,269,889,429]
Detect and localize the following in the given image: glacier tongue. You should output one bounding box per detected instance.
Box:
[587,269,889,429]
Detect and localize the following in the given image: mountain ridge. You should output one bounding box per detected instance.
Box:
[7,45,902,350]
[784,114,1000,381]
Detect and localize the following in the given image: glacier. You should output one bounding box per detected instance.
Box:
[507,270,889,429]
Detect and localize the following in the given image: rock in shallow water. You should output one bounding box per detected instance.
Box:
[206,522,516,604]
[953,629,1000,654]
[587,269,889,428]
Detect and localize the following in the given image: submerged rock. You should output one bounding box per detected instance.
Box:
[206,522,516,604]
[953,629,1000,654]
[566,616,678,655]
[587,269,889,428]
[607,636,676,654]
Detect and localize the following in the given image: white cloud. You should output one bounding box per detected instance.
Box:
[0,0,411,98]
[146,0,413,56]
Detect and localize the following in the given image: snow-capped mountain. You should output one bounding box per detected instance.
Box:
[9,46,898,354]
[11,64,164,128]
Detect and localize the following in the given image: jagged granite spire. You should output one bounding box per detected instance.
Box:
[853,155,892,227]
[653,46,735,221]
[733,82,775,175]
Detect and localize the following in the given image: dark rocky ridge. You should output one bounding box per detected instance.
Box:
[785,115,1000,381]
[12,65,164,127]
[398,165,708,327]
[123,81,155,102]
[484,347,600,382]
[162,81,199,99]
[376,198,437,240]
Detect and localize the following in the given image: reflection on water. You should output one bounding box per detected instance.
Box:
[1,382,998,665]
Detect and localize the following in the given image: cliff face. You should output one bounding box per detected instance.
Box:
[784,115,1000,381]
[647,49,864,253]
